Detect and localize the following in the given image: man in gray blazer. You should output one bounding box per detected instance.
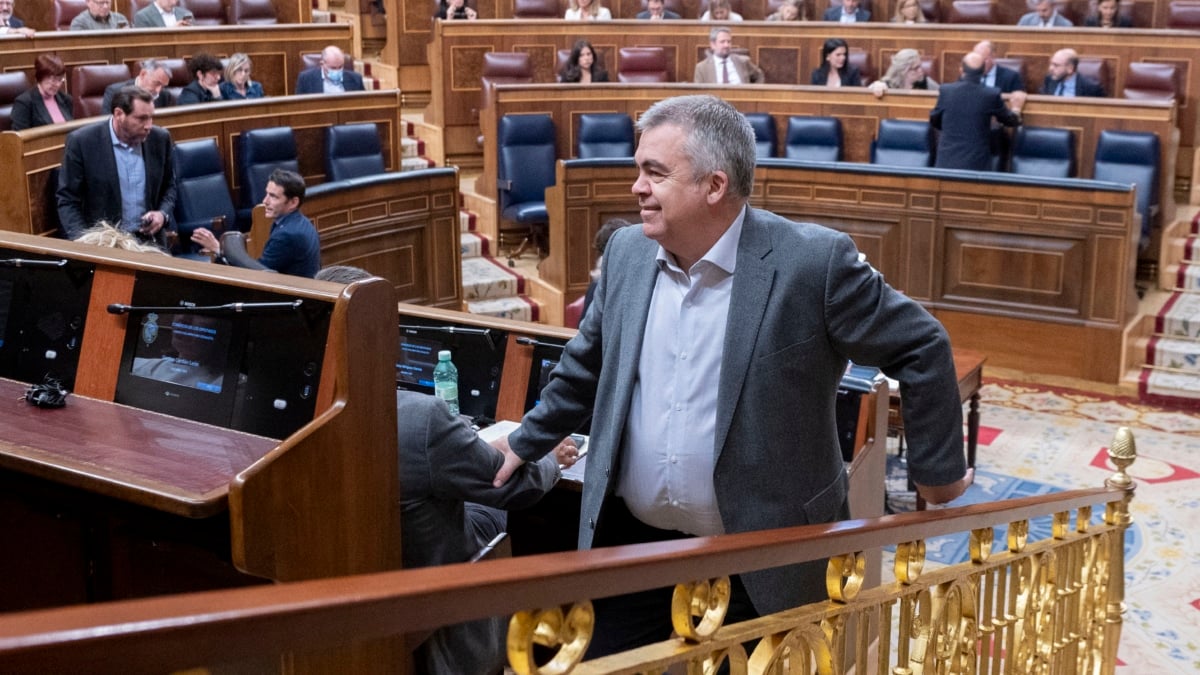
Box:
[133,0,194,27]
[492,94,971,656]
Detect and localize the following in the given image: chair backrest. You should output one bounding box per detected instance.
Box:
[1076,57,1110,96]
[1167,0,1200,27]
[238,126,300,209]
[172,138,238,240]
[576,113,634,159]
[1010,126,1076,178]
[918,0,941,21]
[54,0,88,30]
[993,56,1026,87]
[564,295,585,329]
[0,72,30,132]
[845,48,873,82]
[617,47,670,83]
[743,112,777,158]
[146,57,191,103]
[227,0,278,24]
[1123,62,1180,103]
[70,64,132,119]
[1093,130,1160,240]
[870,119,934,167]
[325,123,386,181]
[947,0,996,23]
[513,0,561,17]
[481,52,534,113]
[185,0,227,24]
[784,116,843,162]
[496,114,556,216]
[128,0,152,16]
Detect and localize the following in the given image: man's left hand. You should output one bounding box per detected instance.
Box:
[140,210,166,235]
[915,467,974,505]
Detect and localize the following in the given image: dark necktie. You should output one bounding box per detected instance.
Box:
[721,59,730,84]
[1055,80,1065,96]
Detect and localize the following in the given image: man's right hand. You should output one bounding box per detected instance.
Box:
[490,433,526,487]
[191,227,220,256]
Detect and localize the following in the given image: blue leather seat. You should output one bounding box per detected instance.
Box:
[237,126,299,229]
[1010,126,1077,178]
[497,114,555,263]
[1093,130,1161,248]
[325,123,386,181]
[870,119,934,168]
[743,113,777,158]
[576,113,634,159]
[173,139,238,256]
[785,116,842,162]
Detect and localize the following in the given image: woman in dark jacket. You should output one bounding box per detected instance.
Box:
[11,53,74,131]
[177,53,224,105]
[1083,0,1132,26]
[559,40,609,83]
[810,37,861,88]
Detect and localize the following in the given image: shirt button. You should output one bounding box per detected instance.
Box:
[669,455,677,463]
[680,352,688,360]
[671,499,679,507]
[675,404,683,411]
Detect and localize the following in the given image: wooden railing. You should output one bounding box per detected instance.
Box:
[0,428,1139,673]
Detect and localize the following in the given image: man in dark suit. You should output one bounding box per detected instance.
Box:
[295,45,365,95]
[101,59,175,114]
[0,0,35,36]
[973,40,1026,93]
[636,0,680,19]
[1041,48,1107,97]
[931,52,1027,171]
[823,0,870,22]
[491,94,971,657]
[57,86,177,243]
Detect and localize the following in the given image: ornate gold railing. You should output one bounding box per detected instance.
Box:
[0,430,1137,674]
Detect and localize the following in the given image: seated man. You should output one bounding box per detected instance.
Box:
[176,53,224,105]
[295,45,365,94]
[694,27,764,84]
[973,40,1026,93]
[636,0,680,19]
[102,59,175,113]
[1017,0,1072,26]
[192,168,321,278]
[823,0,870,22]
[0,0,36,36]
[133,0,194,27]
[1040,48,1106,97]
[70,0,129,29]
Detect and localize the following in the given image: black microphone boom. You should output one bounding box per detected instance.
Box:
[107,300,304,315]
[0,258,69,268]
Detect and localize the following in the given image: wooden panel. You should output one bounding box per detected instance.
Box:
[942,228,1085,314]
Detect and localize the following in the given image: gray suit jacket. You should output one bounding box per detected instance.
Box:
[132,3,194,26]
[509,208,964,616]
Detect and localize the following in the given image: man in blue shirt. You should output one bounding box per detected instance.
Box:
[191,169,321,277]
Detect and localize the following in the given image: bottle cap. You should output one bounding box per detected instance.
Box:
[438,350,451,360]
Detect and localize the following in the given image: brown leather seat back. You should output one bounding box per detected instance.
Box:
[0,72,31,132]
[947,0,996,23]
[70,63,132,118]
[618,47,670,83]
[1123,62,1180,103]
[227,0,278,24]
[54,0,89,30]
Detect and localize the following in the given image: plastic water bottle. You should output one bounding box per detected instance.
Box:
[433,350,460,416]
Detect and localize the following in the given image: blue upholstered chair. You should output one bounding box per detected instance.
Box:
[576,113,634,159]
[1093,130,1161,248]
[743,113,777,158]
[173,139,238,257]
[1010,126,1077,178]
[497,114,555,264]
[237,126,299,228]
[325,123,386,181]
[785,116,843,162]
[870,119,934,168]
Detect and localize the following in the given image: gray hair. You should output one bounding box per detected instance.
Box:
[636,94,755,199]
[139,58,172,80]
[708,25,732,41]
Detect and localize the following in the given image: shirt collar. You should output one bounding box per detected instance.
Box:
[108,117,131,150]
[655,204,746,275]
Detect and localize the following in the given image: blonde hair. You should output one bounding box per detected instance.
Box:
[882,48,923,89]
[75,223,170,255]
[768,0,807,21]
[892,0,927,22]
[224,52,252,83]
[567,0,602,16]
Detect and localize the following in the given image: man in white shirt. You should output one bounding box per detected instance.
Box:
[133,0,194,27]
[822,0,871,22]
[693,27,764,84]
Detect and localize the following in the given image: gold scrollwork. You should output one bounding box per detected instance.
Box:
[970,528,994,564]
[826,551,866,602]
[1007,520,1029,553]
[748,622,837,674]
[923,579,979,675]
[671,577,731,642]
[895,540,927,584]
[507,601,594,675]
[1052,511,1070,540]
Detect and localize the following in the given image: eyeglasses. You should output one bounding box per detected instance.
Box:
[46,74,66,82]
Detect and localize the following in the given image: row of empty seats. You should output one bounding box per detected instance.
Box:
[48,0,279,30]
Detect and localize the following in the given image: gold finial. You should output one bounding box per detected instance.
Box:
[1106,426,1136,489]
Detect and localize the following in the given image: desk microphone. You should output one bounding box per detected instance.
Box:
[0,258,69,268]
[515,336,567,350]
[107,300,304,315]
[398,324,491,337]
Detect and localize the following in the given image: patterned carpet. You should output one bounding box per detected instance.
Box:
[887,379,1200,672]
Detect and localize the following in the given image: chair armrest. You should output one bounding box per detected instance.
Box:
[496,178,513,191]
[219,231,274,272]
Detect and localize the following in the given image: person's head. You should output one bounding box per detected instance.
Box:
[821,38,849,72]
[187,52,223,88]
[1031,0,1054,21]
[894,0,925,22]
[645,0,665,17]
[0,0,14,21]
[594,218,632,257]
[1094,0,1119,23]
[960,51,985,80]
[315,265,374,283]
[85,0,111,19]
[709,27,733,58]
[841,0,860,13]
[320,45,347,81]
[570,0,596,13]
[568,39,598,72]
[708,0,733,19]
[135,59,172,98]
[34,53,67,96]
[1047,48,1078,81]
[110,86,155,146]
[443,0,465,8]
[224,52,253,87]
[263,168,305,219]
[775,0,803,20]
[75,222,169,255]
[632,95,755,265]
[884,49,925,88]
[972,40,996,72]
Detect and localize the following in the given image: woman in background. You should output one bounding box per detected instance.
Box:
[436,0,477,20]
[11,53,73,131]
[868,48,938,97]
[810,37,861,87]
[564,0,611,21]
[700,0,743,21]
[177,52,224,105]
[891,0,927,23]
[559,40,609,83]
[219,53,264,100]
[1083,0,1132,26]
[767,0,807,21]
